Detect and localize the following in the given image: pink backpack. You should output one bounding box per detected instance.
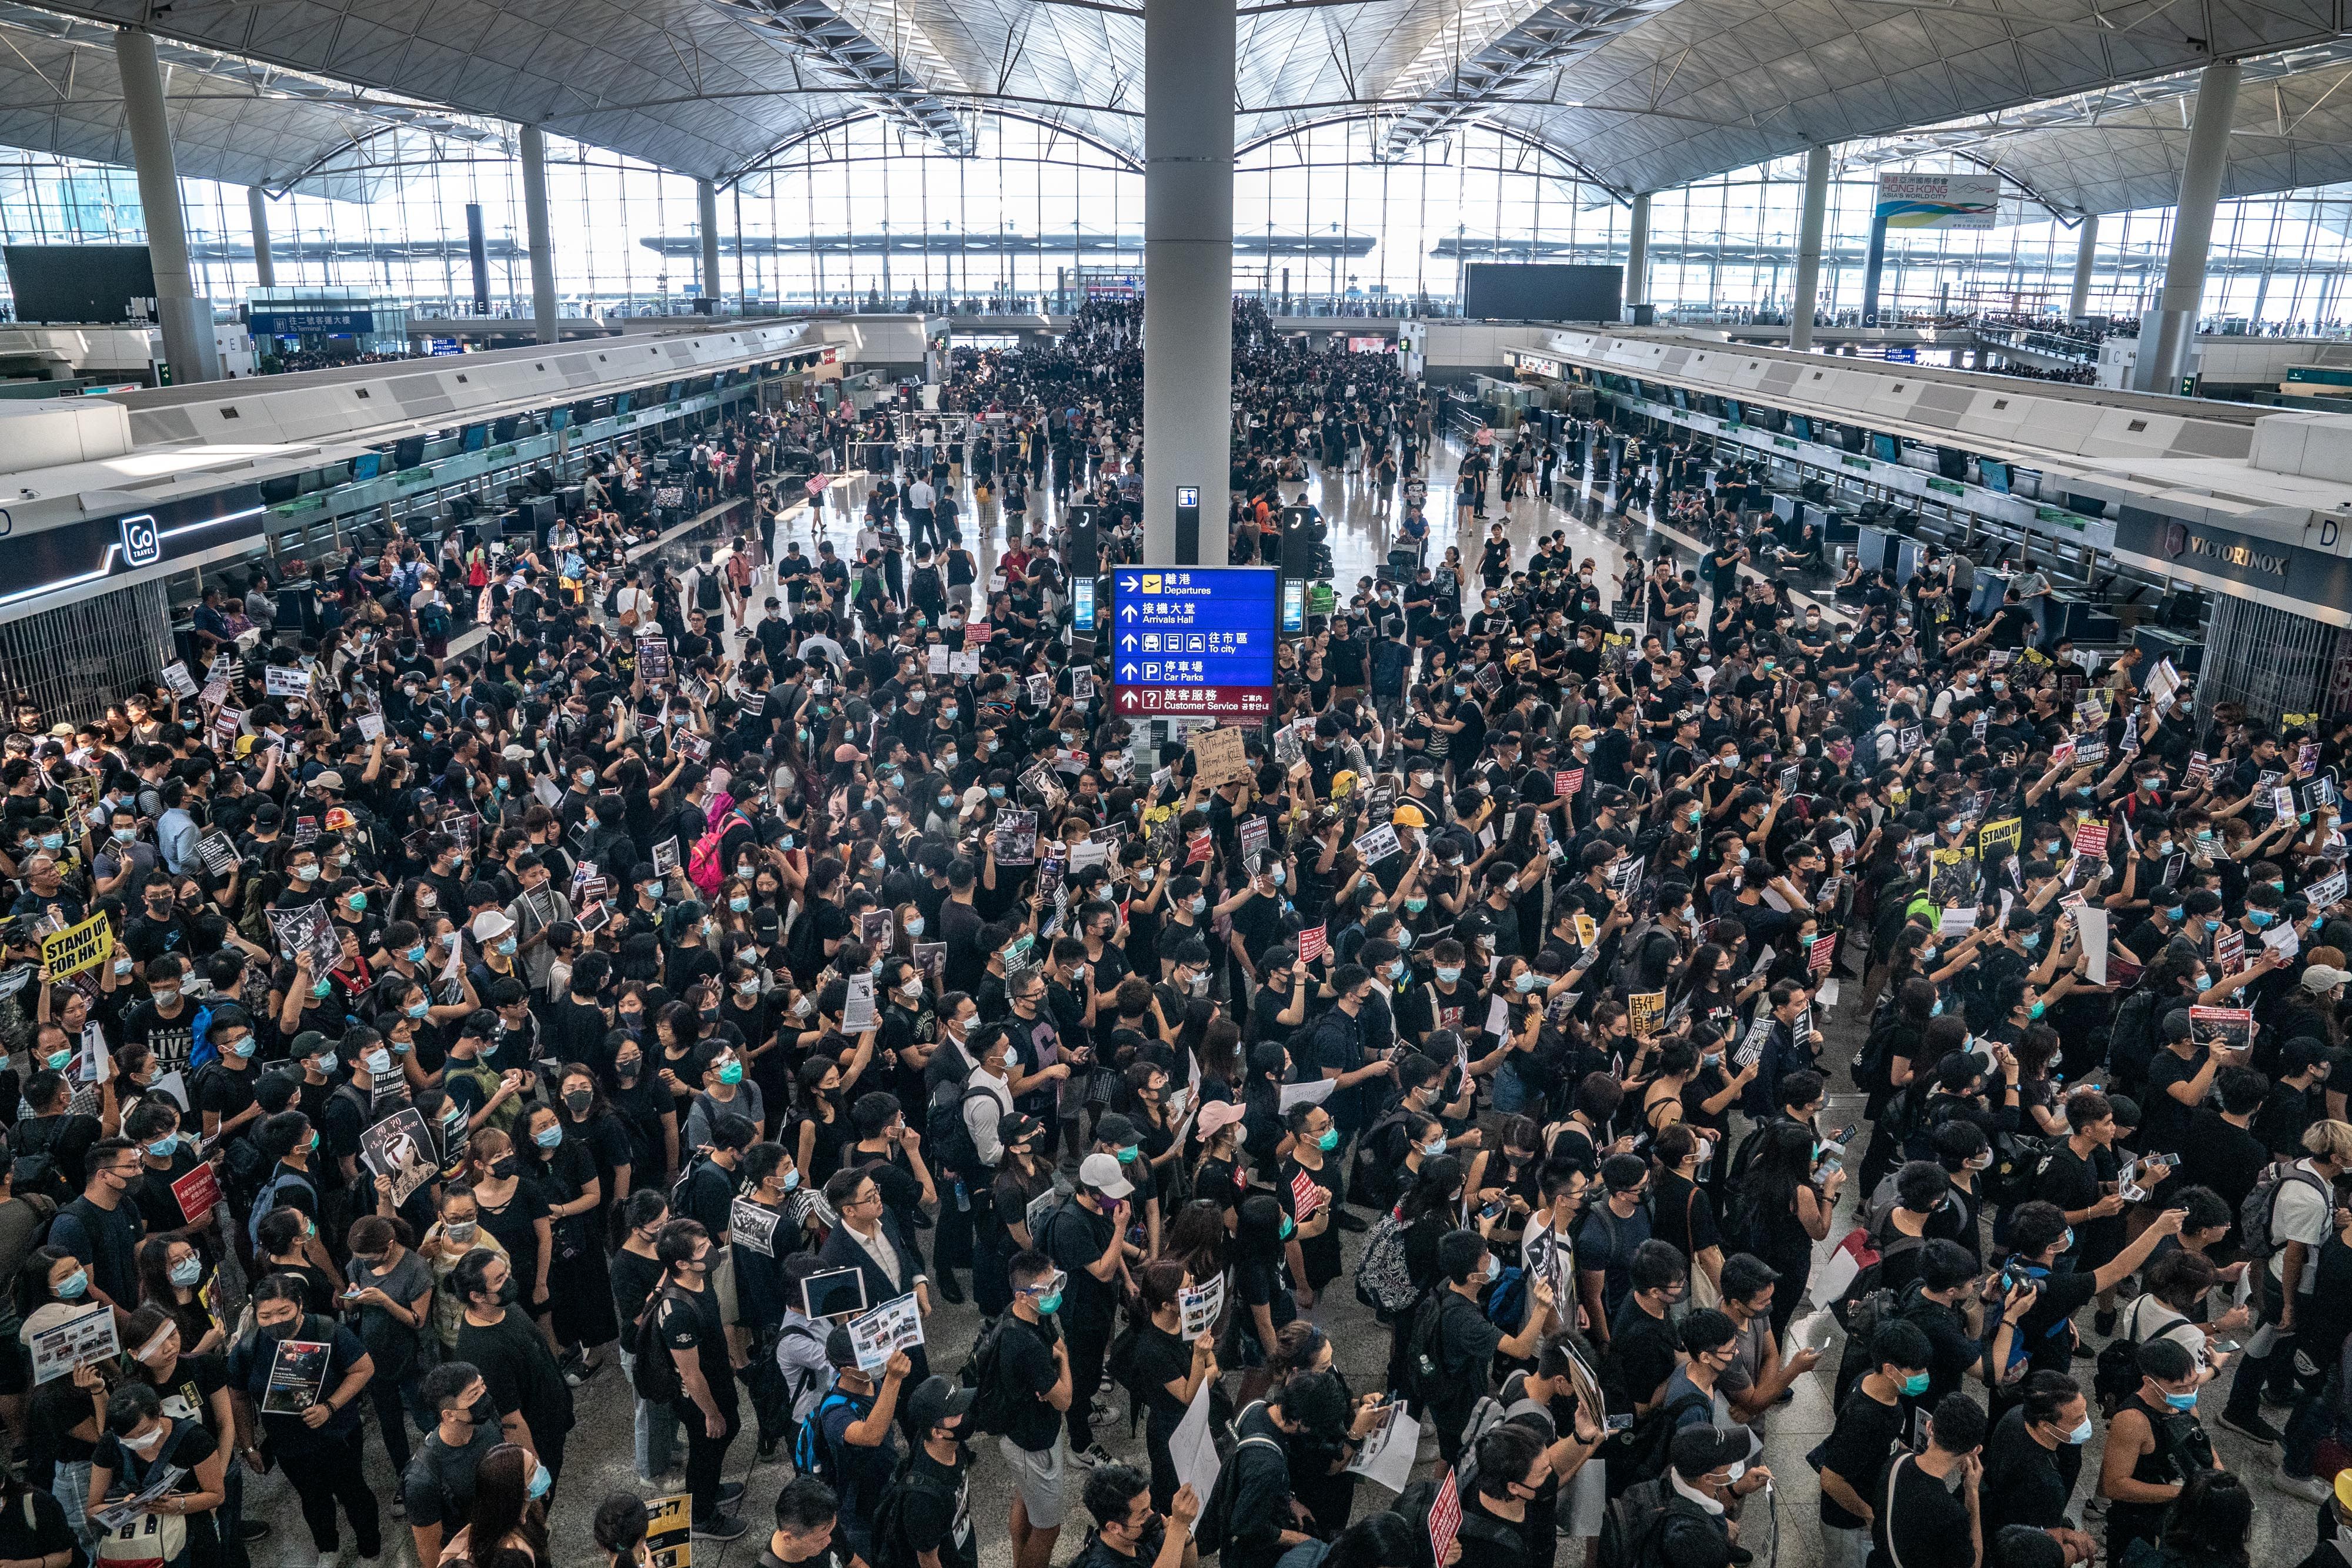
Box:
[685,793,743,897]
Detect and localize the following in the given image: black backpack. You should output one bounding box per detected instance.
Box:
[630,1286,691,1404]
[1597,1477,1708,1568]
[867,1451,958,1568]
[1195,1409,1284,1560]
[961,1316,1022,1436]
[924,1071,989,1178]
[8,1115,73,1205]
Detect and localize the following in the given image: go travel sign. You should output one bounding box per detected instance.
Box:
[1111,566,1278,719]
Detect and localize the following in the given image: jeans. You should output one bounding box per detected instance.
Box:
[671,1389,743,1527]
[620,1349,681,1480]
[274,1425,381,1557]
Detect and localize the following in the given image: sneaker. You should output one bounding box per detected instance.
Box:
[2093,1309,2117,1338]
[757,1436,783,1462]
[2217,1412,2282,1445]
[390,1495,406,1519]
[1332,1209,1368,1234]
[1074,1443,1117,1469]
[718,1482,746,1506]
[691,1514,750,1543]
[935,1272,966,1305]
[317,1553,345,1568]
[2276,1471,2334,1504]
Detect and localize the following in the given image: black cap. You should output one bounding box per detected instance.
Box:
[907,1375,975,1435]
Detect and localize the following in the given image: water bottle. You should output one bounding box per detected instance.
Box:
[954,1176,970,1213]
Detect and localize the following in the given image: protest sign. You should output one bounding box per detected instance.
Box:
[2189,1007,2254,1052]
[846,1291,924,1372]
[194,831,238,877]
[170,1163,220,1226]
[268,901,340,975]
[843,973,878,1032]
[1352,823,1401,865]
[730,1197,783,1257]
[993,811,1038,865]
[30,1303,116,1384]
[263,666,310,700]
[39,912,111,978]
[1190,726,1250,788]
[361,1108,437,1207]
[1296,924,1328,962]
[1172,1383,1221,1504]
[1347,1403,1421,1492]
[159,661,199,700]
[1180,1275,1224,1338]
[1628,991,1665,1036]
[260,1338,333,1413]
[644,1495,693,1568]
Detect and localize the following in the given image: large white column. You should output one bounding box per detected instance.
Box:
[2138,61,2239,392]
[697,178,723,313]
[2069,213,2099,322]
[246,186,276,290]
[1141,0,1236,565]
[1624,193,1651,319]
[114,28,219,383]
[519,124,560,345]
[1789,146,1830,351]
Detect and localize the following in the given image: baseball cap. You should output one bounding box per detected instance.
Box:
[2304,964,2352,993]
[1079,1151,1132,1200]
[1197,1101,1247,1138]
[907,1375,976,1434]
[998,1112,1044,1149]
[312,771,345,793]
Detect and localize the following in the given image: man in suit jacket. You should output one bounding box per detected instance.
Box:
[818,1164,932,1412]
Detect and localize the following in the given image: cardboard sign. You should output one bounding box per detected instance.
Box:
[963,621,991,649]
[1190,726,1250,788]
[170,1162,221,1226]
[39,912,111,978]
[644,1495,693,1568]
[1628,991,1665,1035]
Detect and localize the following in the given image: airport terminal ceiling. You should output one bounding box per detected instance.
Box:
[0,0,2344,215]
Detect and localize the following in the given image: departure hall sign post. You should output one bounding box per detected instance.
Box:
[1111,566,1278,718]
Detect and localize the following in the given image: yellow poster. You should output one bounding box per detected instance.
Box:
[39,913,110,979]
[1977,817,2023,858]
[1629,991,1665,1036]
[645,1494,693,1568]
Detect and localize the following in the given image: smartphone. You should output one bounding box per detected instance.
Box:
[1480,1202,1505,1221]
[1605,1413,1635,1433]
[1816,1157,1843,1180]
[1829,1122,1857,1148]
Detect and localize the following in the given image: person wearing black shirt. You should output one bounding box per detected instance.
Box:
[1126,1263,1215,1512]
[895,1376,980,1568]
[760,1476,863,1568]
[1867,1392,1984,1568]
[991,1251,1074,1568]
[1071,1460,1200,1568]
[447,1249,575,1494]
[654,1219,749,1540]
[1979,1372,2096,1563]
[1042,1154,1134,1465]
[1424,1228,1557,1466]
[2004,1201,2184,1380]
[1817,1320,1932,1568]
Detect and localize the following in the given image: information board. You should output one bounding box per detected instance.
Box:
[1112,566,1278,720]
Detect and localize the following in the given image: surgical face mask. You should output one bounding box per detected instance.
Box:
[56,1270,88,1300]
[719,1062,745,1086]
[364,1048,392,1076]
[44,1048,72,1072]
[1422,1135,1448,1158]
[2250,910,2276,928]
[406,944,428,965]
[533,1125,563,1150]
[2164,907,2183,922]
[2064,1416,2094,1444]
[147,1133,179,1159]
[445,1221,479,1243]
[1315,1127,1339,1152]
[526,1463,551,1502]
[1190,896,1207,915]
[2162,1389,2198,1410]
[169,1256,202,1288]
[1484,1253,1502,1283]
[1902,1372,1930,1396]
[730,895,750,913]
[1436,965,1462,984]
[1515,972,1539,994]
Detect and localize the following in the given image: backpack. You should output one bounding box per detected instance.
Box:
[794,1385,874,1492]
[1346,1111,1412,1212]
[1402,1292,1454,1409]
[961,1316,1021,1436]
[687,809,749,899]
[631,1287,690,1404]
[924,1070,990,1178]
[416,601,451,641]
[220,1126,270,1211]
[2093,1300,2161,1416]
[245,1165,318,1251]
[867,1450,957,1568]
[2239,1160,2328,1276]
[696,569,724,611]
[1106,1319,1148,1402]
[1597,1477,1708,1568]
[1195,1410,1284,1560]
[8,1115,74,1205]
[1353,1211,1418,1319]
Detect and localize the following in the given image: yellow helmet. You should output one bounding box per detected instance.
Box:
[1331,770,1358,798]
[1392,802,1429,830]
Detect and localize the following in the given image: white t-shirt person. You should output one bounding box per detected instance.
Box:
[2267,1157,2334,1296]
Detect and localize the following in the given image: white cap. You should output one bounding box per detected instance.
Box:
[472,910,516,942]
[1079,1151,1132,1200]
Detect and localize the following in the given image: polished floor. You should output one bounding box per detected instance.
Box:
[236,433,2305,1568]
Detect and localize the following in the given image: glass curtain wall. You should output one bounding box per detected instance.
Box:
[9,120,2352,329]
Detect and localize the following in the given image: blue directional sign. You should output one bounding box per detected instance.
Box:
[1111,566,1278,720]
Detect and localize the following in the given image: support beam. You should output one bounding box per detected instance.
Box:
[1623,193,1649,322]
[114,28,219,384]
[246,186,275,290]
[1141,0,1235,567]
[1789,146,1829,352]
[697,178,722,315]
[1861,206,1890,327]
[518,124,560,346]
[465,203,491,315]
[2137,60,2239,394]
[2069,213,2098,322]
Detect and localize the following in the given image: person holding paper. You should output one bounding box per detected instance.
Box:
[1071,1463,1200,1568]
[1127,1262,1218,1513]
[226,1275,379,1565]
